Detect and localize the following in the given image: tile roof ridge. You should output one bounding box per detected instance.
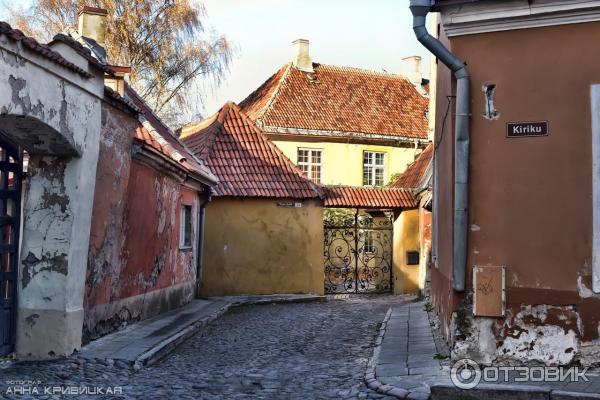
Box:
[314,63,407,80]
[125,84,213,174]
[228,102,322,198]
[125,84,176,136]
[255,63,293,124]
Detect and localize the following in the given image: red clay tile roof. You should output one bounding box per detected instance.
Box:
[391,144,433,189]
[181,102,322,199]
[323,186,416,209]
[239,63,428,140]
[0,21,93,78]
[125,85,217,184]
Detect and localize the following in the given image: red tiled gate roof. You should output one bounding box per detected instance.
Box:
[240,63,429,140]
[391,144,433,189]
[323,186,416,209]
[181,102,322,199]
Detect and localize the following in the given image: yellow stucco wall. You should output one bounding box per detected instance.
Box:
[199,198,325,296]
[272,140,421,186]
[392,208,421,294]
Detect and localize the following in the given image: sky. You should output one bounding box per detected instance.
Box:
[0,0,432,117]
[200,0,431,114]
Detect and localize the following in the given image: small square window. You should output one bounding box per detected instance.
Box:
[180,205,193,249]
[406,251,420,265]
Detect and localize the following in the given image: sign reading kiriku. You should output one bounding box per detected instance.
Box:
[506,121,549,138]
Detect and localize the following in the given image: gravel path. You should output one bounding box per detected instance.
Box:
[1,295,410,400]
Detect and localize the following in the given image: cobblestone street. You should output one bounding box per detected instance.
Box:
[1,296,410,400]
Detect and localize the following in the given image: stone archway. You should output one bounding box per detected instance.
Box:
[1,28,105,359]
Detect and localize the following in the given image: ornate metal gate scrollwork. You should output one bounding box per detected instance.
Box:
[324,211,393,294]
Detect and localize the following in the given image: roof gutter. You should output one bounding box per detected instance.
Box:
[410,0,470,292]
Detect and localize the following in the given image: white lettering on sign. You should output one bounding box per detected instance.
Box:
[506,121,548,138]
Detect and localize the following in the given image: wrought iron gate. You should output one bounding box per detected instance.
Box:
[324,211,393,294]
[0,138,22,357]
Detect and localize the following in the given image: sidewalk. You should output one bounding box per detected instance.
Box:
[366,300,600,400]
[79,294,324,368]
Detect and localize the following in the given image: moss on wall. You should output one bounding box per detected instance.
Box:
[200,198,324,296]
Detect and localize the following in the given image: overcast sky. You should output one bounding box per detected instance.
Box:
[1,0,432,117]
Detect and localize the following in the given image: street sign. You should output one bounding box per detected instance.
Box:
[506,121,548,138]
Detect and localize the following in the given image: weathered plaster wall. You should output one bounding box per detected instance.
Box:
[84,154,199,342]
[432,20,600,366]
[200,198,324,296]
[393,208,421,294]
[0,33,106,360]
[418,202,432,290]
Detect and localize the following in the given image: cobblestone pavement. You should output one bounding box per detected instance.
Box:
[1,295,411,400]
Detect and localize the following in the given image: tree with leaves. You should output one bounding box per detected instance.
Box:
[8,0,233,125]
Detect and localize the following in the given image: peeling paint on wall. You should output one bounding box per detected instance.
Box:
[84,105,199,341]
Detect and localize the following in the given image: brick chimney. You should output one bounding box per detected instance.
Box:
[292,39,313,73]
[78,6,108,49]
[401,55,423,86]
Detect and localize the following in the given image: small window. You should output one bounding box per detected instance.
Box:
[406,251,420,265]
[363,151,386,186]
[363,231,376,254]
[180,205,193,249]
[297,148,322,183]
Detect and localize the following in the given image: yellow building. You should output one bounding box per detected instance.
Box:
[181,102,324,296]
[238,39,430,187]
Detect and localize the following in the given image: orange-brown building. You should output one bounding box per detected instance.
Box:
[412,0,600,366]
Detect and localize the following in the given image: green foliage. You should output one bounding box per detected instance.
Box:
[324,208,355,226]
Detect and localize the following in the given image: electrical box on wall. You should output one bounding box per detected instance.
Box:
[473,266,506,317]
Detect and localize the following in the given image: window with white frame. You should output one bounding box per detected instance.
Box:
[297,148,322,183]
[363,151,386,186]
[180,204,193,249]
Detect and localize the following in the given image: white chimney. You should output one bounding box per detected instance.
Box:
[292,39,313,73]
[78,6,108,49]
[401,55,423,86]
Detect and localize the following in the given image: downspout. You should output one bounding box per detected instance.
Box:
[196,186,212,294]
[409,0,470,292]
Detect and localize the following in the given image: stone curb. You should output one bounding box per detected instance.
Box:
[135,294,326,367]
[366,306,600,400]
[365,306,433,400]
[364,308,421,399]
[135,302,233,367]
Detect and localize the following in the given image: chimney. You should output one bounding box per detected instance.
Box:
[401,55,423,86]
[105,65,130,96]
[292,39,313,73]
[78,6,108,49]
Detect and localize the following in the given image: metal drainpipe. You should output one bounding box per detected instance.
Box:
[196,186,212,293]
[409,0,470,292]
